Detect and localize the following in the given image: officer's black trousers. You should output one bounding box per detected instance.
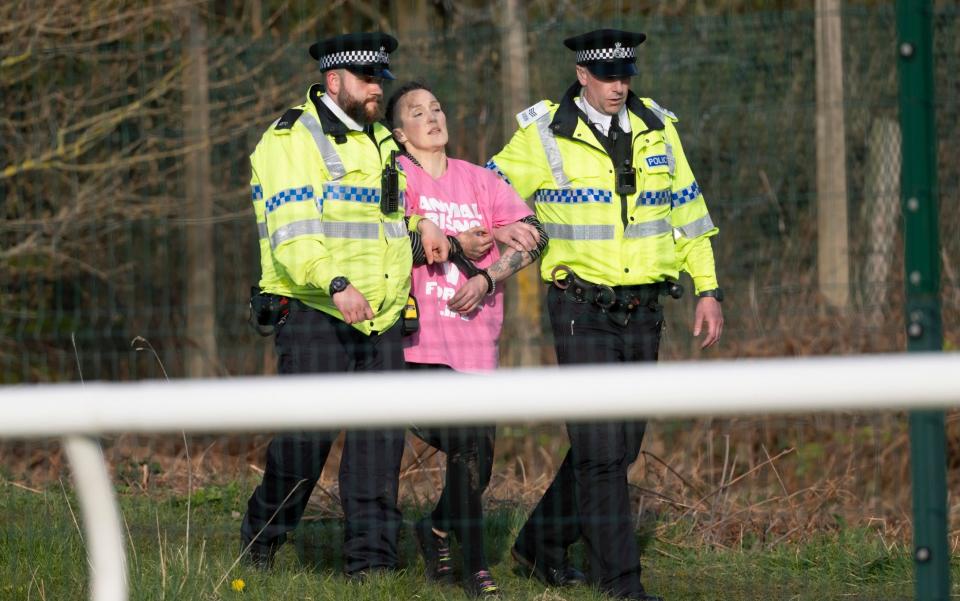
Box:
[405,361,495,573]
[241,308,406,575]
[515,285,662,598]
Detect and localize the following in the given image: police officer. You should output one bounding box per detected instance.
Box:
[487,29,724,600]
[242,32,447,577]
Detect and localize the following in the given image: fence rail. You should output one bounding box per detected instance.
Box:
[3,353,959,601]
[3,354,960,438]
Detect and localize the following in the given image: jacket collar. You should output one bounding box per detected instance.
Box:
[307,83,397,150]
[549,81,664,139]
[308,84,351,139]
[320,92,364,132]
[308,83,397,146]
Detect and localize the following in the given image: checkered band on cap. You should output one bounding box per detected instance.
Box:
[317,49,389,70]
[576,44,637,63]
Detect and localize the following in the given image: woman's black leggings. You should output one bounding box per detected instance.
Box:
[407,362,496,572]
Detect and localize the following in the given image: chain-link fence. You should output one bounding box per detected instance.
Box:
[2,4,958,382]
[2,4,959,600]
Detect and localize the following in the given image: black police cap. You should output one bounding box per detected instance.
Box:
[563,29,646,78]
[308,32,398,80]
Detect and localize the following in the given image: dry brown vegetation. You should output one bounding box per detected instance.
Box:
[4,409,958,552]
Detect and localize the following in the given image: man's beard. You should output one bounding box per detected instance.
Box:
[340,89,384,124]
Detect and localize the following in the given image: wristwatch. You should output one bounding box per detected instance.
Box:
[698,288,724,303]
[328,276,350,296]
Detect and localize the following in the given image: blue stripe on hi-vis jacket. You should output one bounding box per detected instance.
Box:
[646,154,669,168]
[325,184,381,203]
[265,186,315,213]
[485,160,512,185]
[534,188,612,204]
[671,181,701,207]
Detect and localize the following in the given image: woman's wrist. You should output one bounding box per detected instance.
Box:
[447,234,463,257]
[478,270,495,296]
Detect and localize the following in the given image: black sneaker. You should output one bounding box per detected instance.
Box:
[511,544,586,587]
[464,569,500,598]
[413,518,456,584]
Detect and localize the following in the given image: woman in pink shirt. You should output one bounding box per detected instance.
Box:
[386,82,547,598]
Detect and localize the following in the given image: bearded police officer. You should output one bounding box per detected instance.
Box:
[488,29,724,600]
[242,32,447,577]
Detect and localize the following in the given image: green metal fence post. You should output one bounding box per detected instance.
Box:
[896,1,949,600]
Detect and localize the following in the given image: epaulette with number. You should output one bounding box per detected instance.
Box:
[274,108,304,130]
[641,98,678,123]
[515,101,554,129]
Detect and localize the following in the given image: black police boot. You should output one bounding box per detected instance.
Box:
[240,539,278,570]
[511,544,586,587]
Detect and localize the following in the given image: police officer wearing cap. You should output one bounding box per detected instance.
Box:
[488,29,724,600]
[242,32,448,576]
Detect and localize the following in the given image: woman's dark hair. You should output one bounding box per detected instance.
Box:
[385,81,433,132]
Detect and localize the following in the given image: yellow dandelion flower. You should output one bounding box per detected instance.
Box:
[231,578,246,592]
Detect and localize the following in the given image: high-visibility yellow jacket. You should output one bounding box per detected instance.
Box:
[488,84,719,294]
[250,84,412,334]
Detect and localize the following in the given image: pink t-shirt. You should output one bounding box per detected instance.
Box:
[401,156,533,372]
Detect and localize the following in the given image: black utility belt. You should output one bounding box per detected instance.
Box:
[248,290,317,334]
[248,287,419,337]
[550,265,683,327]
[556,278,665,309]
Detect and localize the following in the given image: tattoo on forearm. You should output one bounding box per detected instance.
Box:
[487,249,535,281]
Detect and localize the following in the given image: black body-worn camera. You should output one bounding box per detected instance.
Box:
[616,159,637,196]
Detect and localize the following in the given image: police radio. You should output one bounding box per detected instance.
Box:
[616,159,637,196]
[381,150,400,214]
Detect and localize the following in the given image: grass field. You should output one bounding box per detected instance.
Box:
[3,478,950,601]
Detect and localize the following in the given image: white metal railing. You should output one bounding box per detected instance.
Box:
[61,437,128,601]
[3,353,959,601]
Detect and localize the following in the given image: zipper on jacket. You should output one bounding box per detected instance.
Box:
[619,190,628,229]
[563,131,629,227]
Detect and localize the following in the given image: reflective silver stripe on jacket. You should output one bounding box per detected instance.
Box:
[544,223,614,240]
[664,141,676,176]
[270,219,390,247]
[270,218,324,249]
[257,221,268,240]
[674,213,715,238]
[298,113,347,180]
[535,115,572,189]
[383,222,407,239]
[320,221,380,239]
[624,218,672,239]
